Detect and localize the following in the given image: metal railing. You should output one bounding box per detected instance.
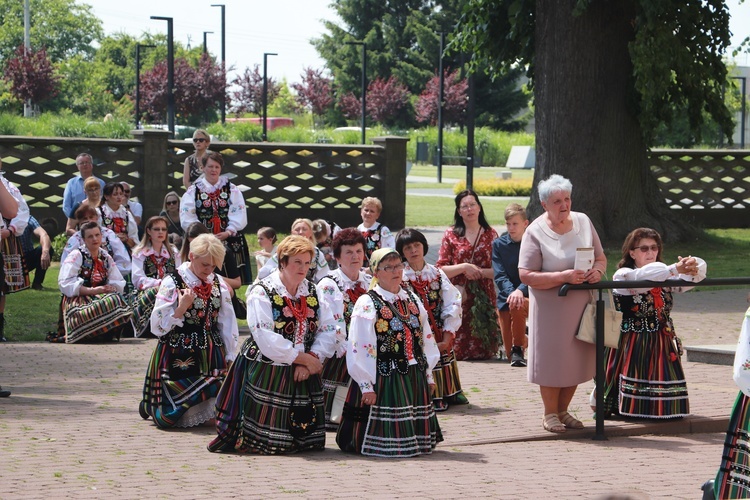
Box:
[559,277,750,440]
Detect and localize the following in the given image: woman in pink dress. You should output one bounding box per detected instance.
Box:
[436,190,500,362]
[518,174,606,434]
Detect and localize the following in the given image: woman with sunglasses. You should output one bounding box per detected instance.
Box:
[598,227,705,419]
[160,191,183,248]
[183,129,211,189]
[131,216,181,337]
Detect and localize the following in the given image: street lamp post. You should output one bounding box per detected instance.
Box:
[732,76,747,149]
[150,16,175,135]
[211,4,226,124]
[262,52,278,142]
[346,41,367,144]
[135,43,156,129]
[203,31,213,55]
[437,31,445,183]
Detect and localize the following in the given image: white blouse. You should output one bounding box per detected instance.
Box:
[734,307,750,397]
[402,262,463,334]
[179,176,247,234]
[1,178,29,236]
[316,268,373,358]
[58,246,125,297]
[357,222,395,250]
[613,257,707,295]
[346,285,439,394]
[150,262,239,362]
[63,228,131,275]
[245,272,337,365]
[98,204,139,243]
[257,247,329,283]
[132,244,182,290]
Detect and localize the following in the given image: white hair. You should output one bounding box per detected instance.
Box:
[538,174,573,203]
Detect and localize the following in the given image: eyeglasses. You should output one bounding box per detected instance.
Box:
[193,138,207,143]
[122,190,130,195]
[634,244,659,253]
[166,200,178,206]
[460,202,479,211]
[378,263,405,273]
[150,227,168,232]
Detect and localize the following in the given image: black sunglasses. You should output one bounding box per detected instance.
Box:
[166,200,178,206]
[193,138,207,143]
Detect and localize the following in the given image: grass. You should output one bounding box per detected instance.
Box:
[406,194,527,227]
[408,164,535,182]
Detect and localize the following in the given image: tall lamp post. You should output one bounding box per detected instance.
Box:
[731,76,747,149]
[345,41,367,144]
[203,31,213,54]
[150,16,175,135]
[135,43,156,129]
[436,31,445,183]
[262,52,278,142]
[211,4,226,124]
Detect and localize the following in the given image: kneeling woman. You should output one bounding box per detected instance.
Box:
[141,234,238,428]
[209,235,337,454]
[58,221,133,343]
[336,248,443,457]
[131,216,181,337]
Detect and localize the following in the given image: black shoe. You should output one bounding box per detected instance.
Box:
[510,346,527,367]
[0,386,10,398]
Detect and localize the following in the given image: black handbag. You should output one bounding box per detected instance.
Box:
[231,293,247,320]
[288,380,317,439]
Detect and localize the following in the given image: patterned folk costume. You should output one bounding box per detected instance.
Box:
[316,269,372,430]
[58,246,132,343]
[714,307,750,499]
[141,262,238,428]
[1,177,30,294]
[97,204,139,253]
[602,258,706,418]
[401,262,465,411]
[257,246,330,284]
[357,222,394,268]
[131,244,179,337]
[336,286,443,458]
[208,272,337,454]
[180,176,251,284]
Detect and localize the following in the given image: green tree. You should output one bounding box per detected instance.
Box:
[0,0,102,63]
[453,0,734,241]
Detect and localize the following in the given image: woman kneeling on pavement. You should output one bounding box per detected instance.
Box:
[336,248,443,457]
[140,233,238,428]
[209,235,336,454]
[58,221,132,343]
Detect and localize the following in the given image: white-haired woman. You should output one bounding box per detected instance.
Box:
[518,174,606,434]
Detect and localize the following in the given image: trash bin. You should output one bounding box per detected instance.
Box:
[416,138,429,163]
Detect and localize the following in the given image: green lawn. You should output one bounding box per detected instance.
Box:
[409,164,535,182]
[406,194,527,227]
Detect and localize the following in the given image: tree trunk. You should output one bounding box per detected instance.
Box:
[531,0,696,244]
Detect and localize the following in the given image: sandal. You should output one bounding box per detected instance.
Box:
[558,411,584,429]
[543,413,566,433]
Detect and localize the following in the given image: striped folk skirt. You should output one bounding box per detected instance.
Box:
[321,355,350,431]
[432,349,465,411]
[209,341,326,454]
[715,391,750,499]
[336,367,443,458]
[2,236,29,293]
[61,293,133,344]
[141,337,227,429]
[601,329,689,419]
[131,287,158,338]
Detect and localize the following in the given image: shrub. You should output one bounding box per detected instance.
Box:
[454,178,533,197]
[0,113,21,135]
[51,233,68,262]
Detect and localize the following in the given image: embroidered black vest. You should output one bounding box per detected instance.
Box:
[160,272,223,350]
[195,183,231,233]
[614,288,675,337]
[368,289,427,377]
[100,208,130,236]
[329,274,367,334]
[143,252,177,280]
[361,225,383,265]
[78,249,109,287]
[244,280,320,363]
[402,272,444,333]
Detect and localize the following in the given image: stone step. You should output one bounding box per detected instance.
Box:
[685,344,736,366]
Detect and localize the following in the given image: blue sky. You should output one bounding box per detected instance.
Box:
[80,0,750,83]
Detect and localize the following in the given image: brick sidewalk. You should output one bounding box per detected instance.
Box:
[0,288,746,498]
